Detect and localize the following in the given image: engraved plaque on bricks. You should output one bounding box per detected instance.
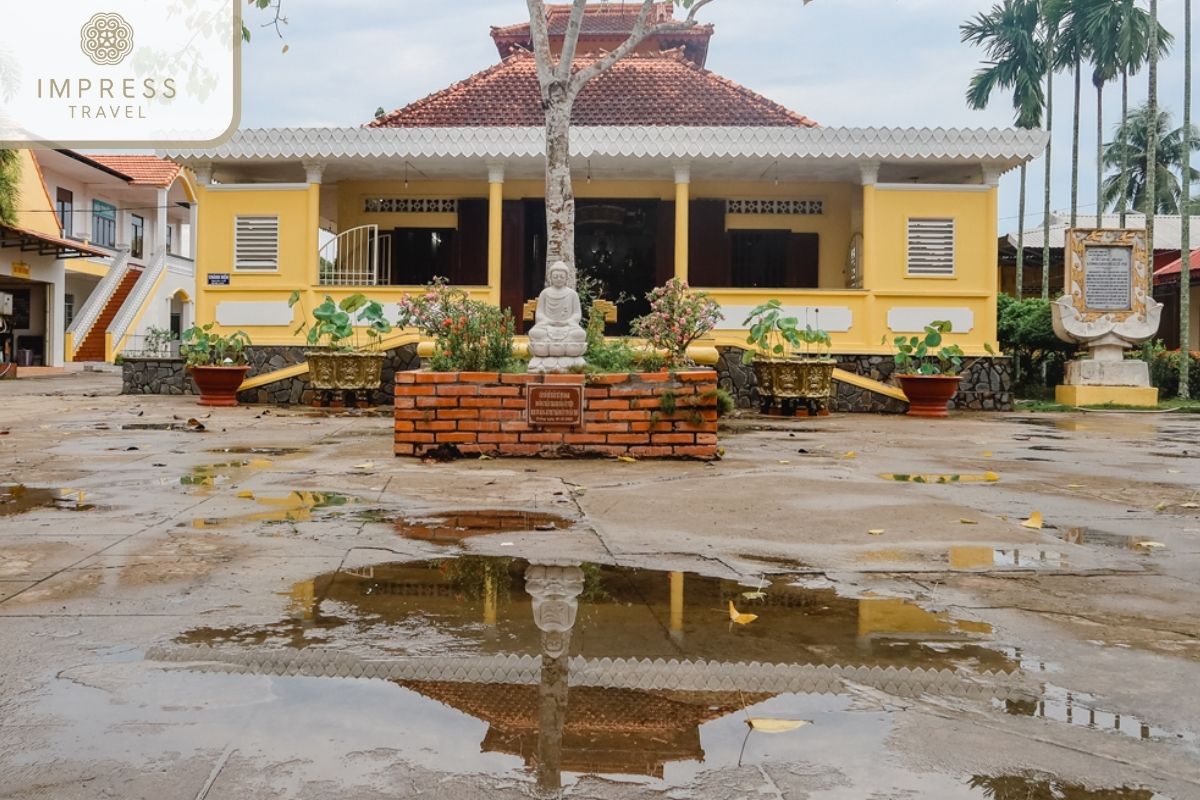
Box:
[1083,246,1133,312]
[527,385,583,427]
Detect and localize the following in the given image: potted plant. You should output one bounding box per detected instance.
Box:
[179,322,252,407]
[889,320,966,418]
[289,292,394,404]
[741,300,835,414]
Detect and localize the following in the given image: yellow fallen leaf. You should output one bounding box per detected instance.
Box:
[1179,502,1200,509]
[959,518,978,525]
[868,529,885,536]
[843,451,857,459]
[742,591,766,600]
[728,601,758,625]
[478,454,493,460]
[746,718,812,733]
[617,456,637,463]
[982,451,993,458]
[236,490,254,499]
[353,462,375,470]
[1020,511,1044,530]
[1067,484,1086,489]
[1167,469,1181,475]
[777,460,791,465]
[984,471,1001,482]
[1135,541,1166,550]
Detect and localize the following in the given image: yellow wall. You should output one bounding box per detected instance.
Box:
[15,150,59,237]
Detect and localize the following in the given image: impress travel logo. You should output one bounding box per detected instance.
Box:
[1,0,240,147]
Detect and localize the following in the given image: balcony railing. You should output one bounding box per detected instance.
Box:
[318,225,391,286]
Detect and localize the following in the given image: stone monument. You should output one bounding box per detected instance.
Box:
[527,261,587,373]
[1051,228,1161,407]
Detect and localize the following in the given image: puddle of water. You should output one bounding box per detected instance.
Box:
[859,548,1071,571]
[0,484,93,516]
[1057,528,1164,552]
[389,510,575,543]
[207,446,306,456]
[996,683,1195,745]
[736,553,811,572]
[880,472,1000,484]
[180,459,273,487]
[191,491,353,528]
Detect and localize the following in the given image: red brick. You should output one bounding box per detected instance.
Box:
[585,422,628,433]
[461,397,504,408]
[563,434,609,444]
[396,433,436,444]
[652,433,695,445]
[632,398,663,409]
[584,388,612,399]
[480,385,521,396]
[502,422,531,432]
[436,432,479,444]
[502,398,527,409]
[417,397,459,408]
[458,371,501,382]
[635,372,669,383]
[501,373,538,384]
[503,444,546,456]
[395,409,432,420]
[459,421,502,432]
[394,420,415,432]
[588,399,630,411]
[439,409,480,420]
[609,385,659,397]
[456,443,488,455]
[395,372,417,384]
[480,409,523,421]
[675,445,718,459]
[415,372,458,384]
[673,421,714,432]
[610,410,650,421]
[695,433,719,445]
[607,433,649,444]
[395,385,436,397]
[542,374,586,385]
[677,370,718,382]
[422,420,458,432]
[437,385,479,397]
[479,433,520,444]
[394,443,416,456]
[394,397,416,409]
[629,446,674,458]
[521,433,567,443]
[586,373,631,385]
[668,384,698,395]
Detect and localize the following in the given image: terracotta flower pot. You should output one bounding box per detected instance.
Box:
[189,365,250,407]
[897,374,961,418]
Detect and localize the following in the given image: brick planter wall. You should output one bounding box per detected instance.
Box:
[395,370,719,460]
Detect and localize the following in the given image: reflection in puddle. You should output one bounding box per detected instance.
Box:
[207,446,305,456]
[0,484,93,516]
[181,459,272,488]
[1058,527,1163,552]
[390,510,575,543]
[857,548,1071,571]
[191,491,352,528]
[996,683,1194,745]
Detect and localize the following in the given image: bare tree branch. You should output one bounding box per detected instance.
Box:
[555,0,591,81]
[568,0,713,95]
[525,0,558,93]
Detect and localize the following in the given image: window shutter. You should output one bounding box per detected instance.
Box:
[235,215,279,270]
[906,218,955,276]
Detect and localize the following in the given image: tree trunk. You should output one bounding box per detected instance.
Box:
[1147,0,1158,262]
[1096,81,1104,224]
[1043,38,1055,300]
[1016,163,1026,301]
[1119,70,1130,226]
[1071,58,1081,227]
[543,94,577,288]
[1180,0,1192,398]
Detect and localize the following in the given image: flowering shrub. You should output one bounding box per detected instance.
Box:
[396,278,518,372]
[630,278,722,367]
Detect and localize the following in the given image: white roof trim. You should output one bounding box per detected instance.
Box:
[162,126,1047,164]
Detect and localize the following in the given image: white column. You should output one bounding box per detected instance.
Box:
[154,187,168,258]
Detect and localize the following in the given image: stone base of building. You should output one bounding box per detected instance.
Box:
[1064,358,1151,386]
[715,348,1014,413]
[121,345,421,405]
[1055,384,1159,407]
[395,370,719,460]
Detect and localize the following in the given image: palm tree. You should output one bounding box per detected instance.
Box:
[1147,0,1158,268]
[962,0,1047,300]
[0,149,20,226]
[1083,0,1172,226]
[1181,0,1192,398]
[1045,0,1087,228]
[1101,105,1200,213]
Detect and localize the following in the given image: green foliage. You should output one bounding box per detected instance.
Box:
[659,390,678,415]
[630,278,722,368]
[582,310,666,373]
[1143,341,1200,400]
[180,322,251,367]
[288,291,392,351]
[0,149,20,227]
[740,299,832,364]
[143,325,176,357]
[395,279,518,372]
[889,320,966,376]
[997,293,1076,392]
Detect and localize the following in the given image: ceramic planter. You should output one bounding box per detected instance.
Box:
[752,357,835,414]
[897,374,962,418]
[305,351,385,391]
[189,365,250,407]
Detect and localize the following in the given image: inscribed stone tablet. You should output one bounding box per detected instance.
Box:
[1083,246,1132,312]
[527,385,583,427]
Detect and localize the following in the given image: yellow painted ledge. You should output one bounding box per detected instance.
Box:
[832,368,909,403]
[1055,385,1159,408]
[237,331,422,393]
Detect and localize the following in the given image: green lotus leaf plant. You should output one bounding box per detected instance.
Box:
[288,291,393,352]
[741,299,832,364]
[179,322,251,367]
[890,320,967,376]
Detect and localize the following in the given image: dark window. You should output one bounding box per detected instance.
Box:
[165,223,173,255]
[389,228,456,285]
[56,188,74,237]
[130,214,144,259]
[726,230,820,289]
[92,200,116,248]
[64,293,75,327]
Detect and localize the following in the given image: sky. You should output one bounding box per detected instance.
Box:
[239,0,1197,237]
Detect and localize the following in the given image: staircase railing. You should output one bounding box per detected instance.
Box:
[317,225,389,286]
[66,245,130,357]
[108,250,167,359]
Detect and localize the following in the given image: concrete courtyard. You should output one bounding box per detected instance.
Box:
[0,371,1197,799]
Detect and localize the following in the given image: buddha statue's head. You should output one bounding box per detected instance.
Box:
[548,261,570,289]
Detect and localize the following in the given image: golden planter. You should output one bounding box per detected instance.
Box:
[305,351,386,391]
[752,358,835,400]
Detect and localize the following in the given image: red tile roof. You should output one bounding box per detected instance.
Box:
[84,154,181,187]
[370,50,816,128]
[1153,248,1200,285]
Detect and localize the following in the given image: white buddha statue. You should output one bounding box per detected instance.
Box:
[527,261,587,373]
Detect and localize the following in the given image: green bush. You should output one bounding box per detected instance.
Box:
[1143,341,1200,399]
[582,310,667,374]
[996,294,1076,394]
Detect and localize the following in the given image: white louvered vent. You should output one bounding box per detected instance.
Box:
[906,218,955,276]
[234,215,279,271]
